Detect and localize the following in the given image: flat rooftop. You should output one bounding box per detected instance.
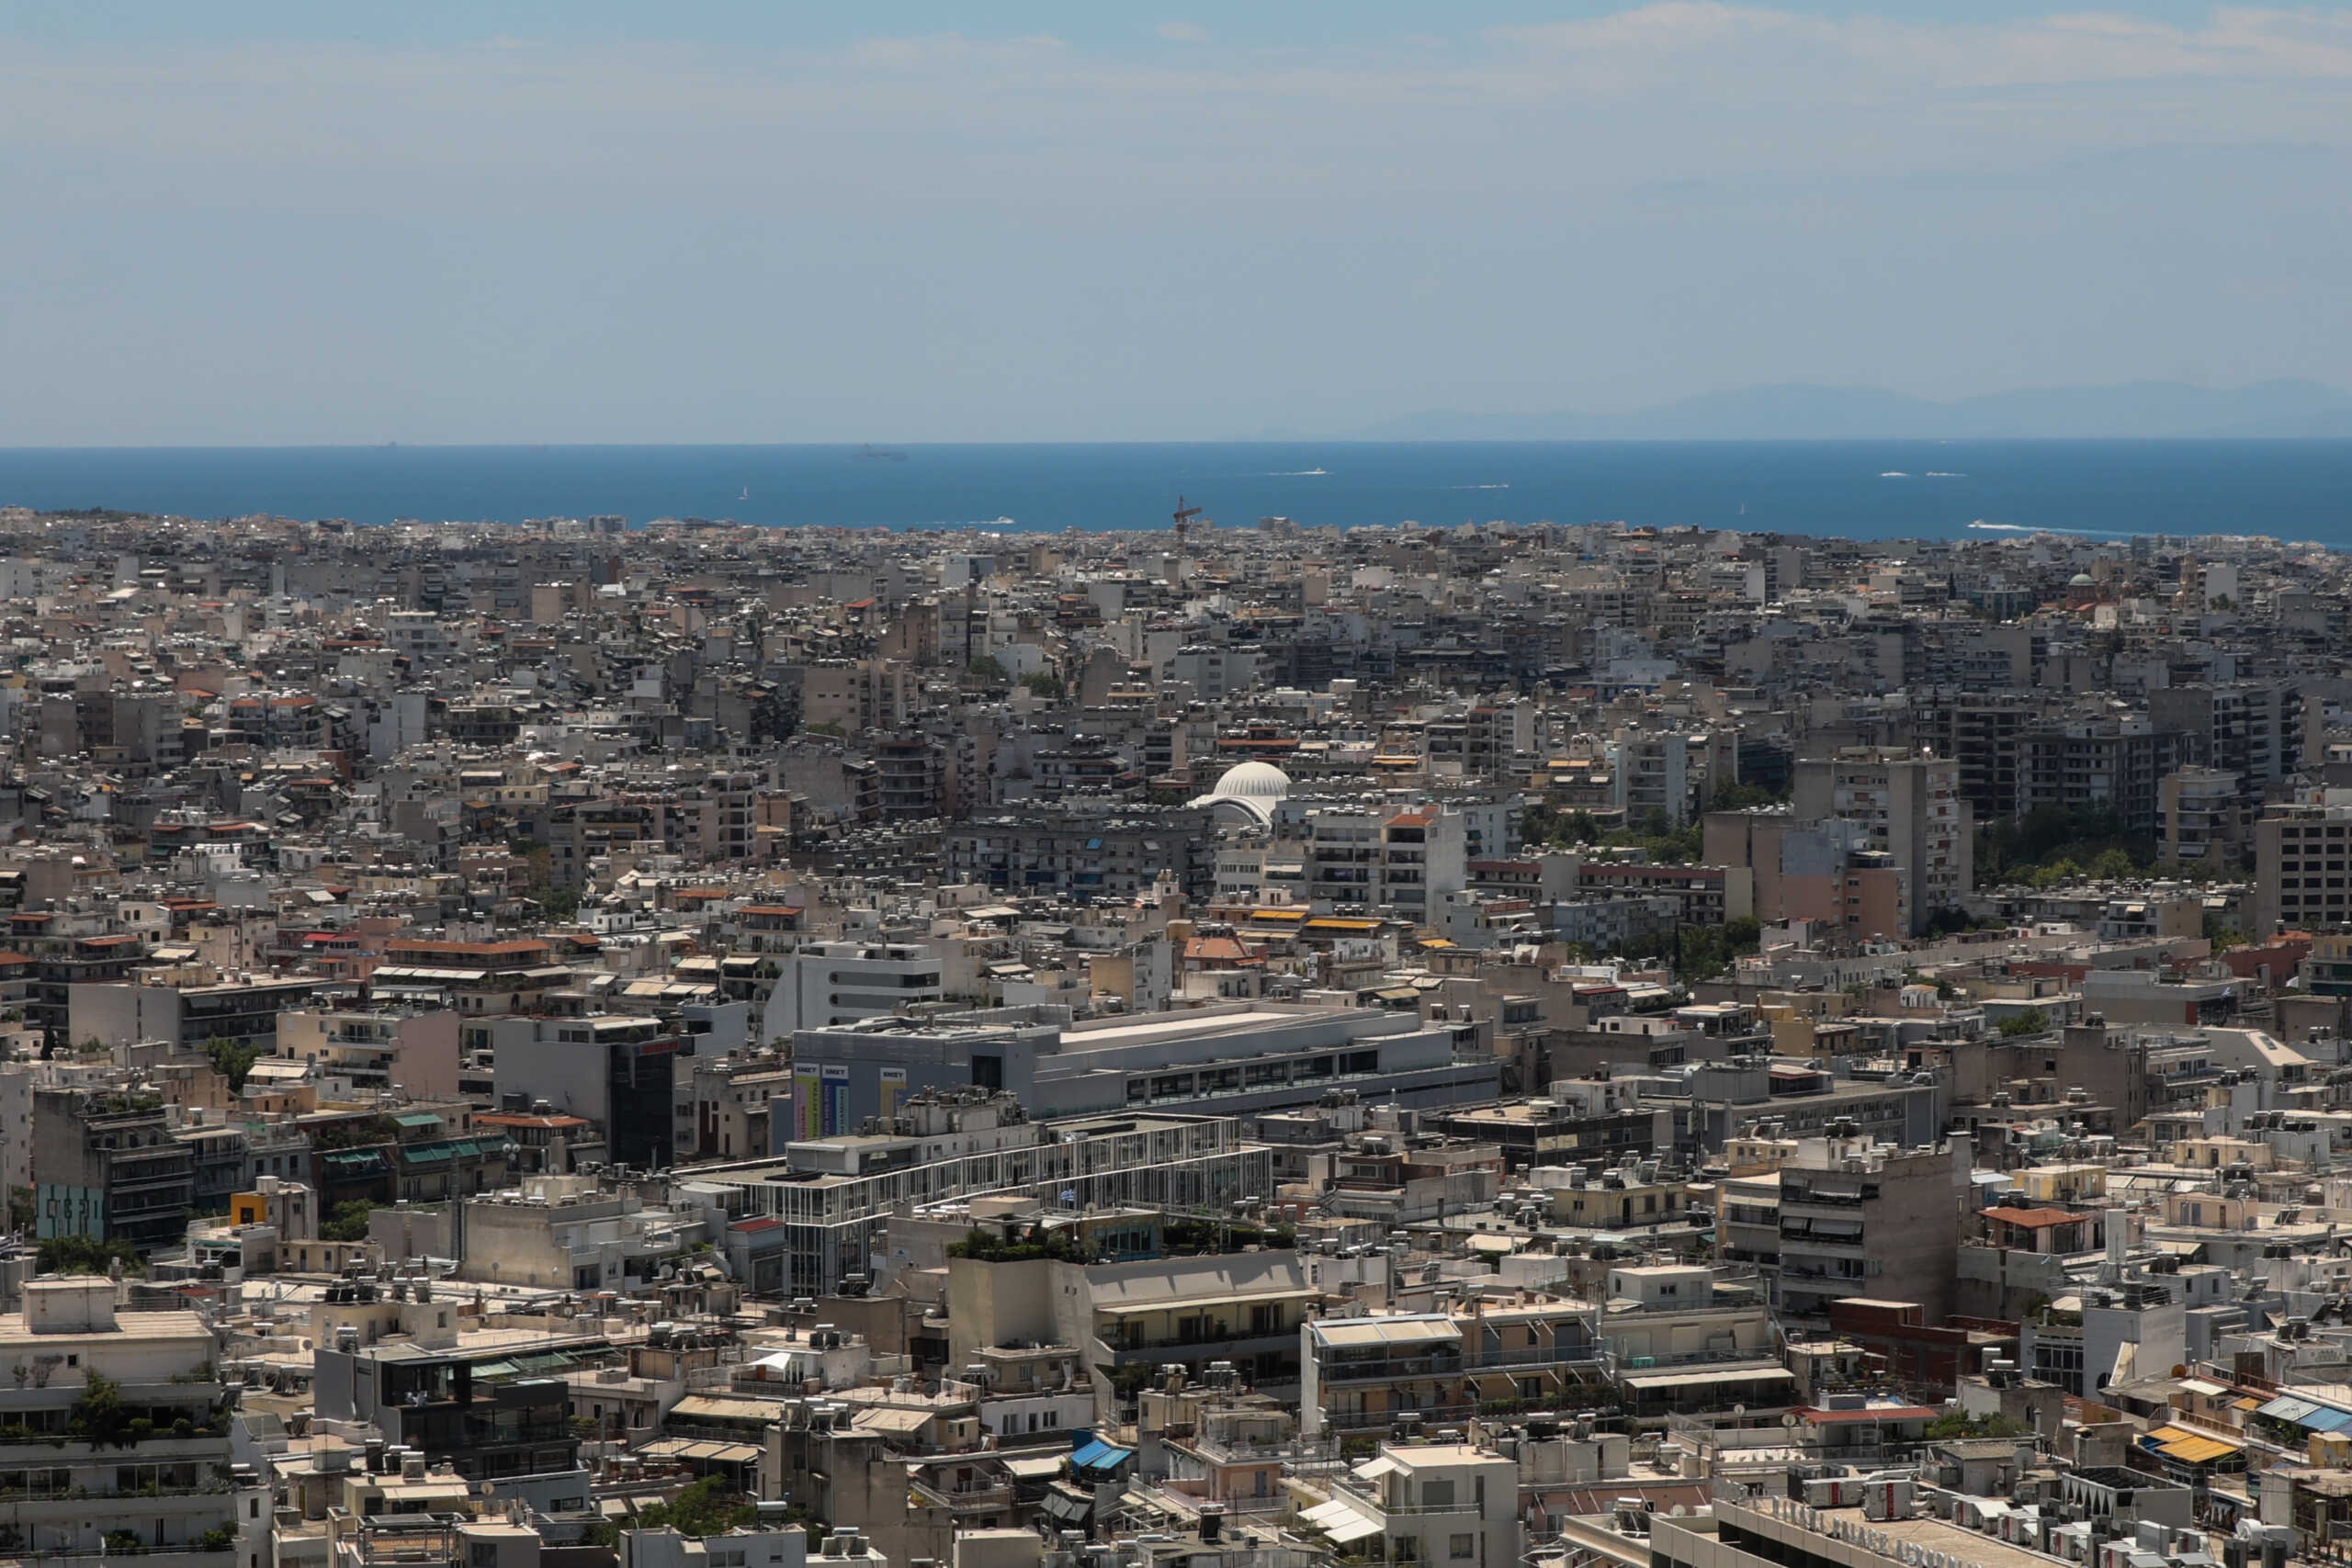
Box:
[1709,1496,2080,1568]
[1060,1010,1312,1045]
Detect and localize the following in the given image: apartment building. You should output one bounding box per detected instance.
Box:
[315,1312,595,1482]
[1573,860,1753,925]
[2159,765,2246,866]
[34,1086,195,1253]
[488,1013,694,1168]
[786,1001,1497,1124]
[1791,748,1970,936]
[685,1108,1274,1297]
[1595,1264,1794,1419]
[1299,1442,1521,1568]
[949,1250,1317,1414]
[0,1280,262,1567]
[1298,1298,1599,1438]
[274,1009,463,1099]
[760,941,942,1043]
[1613,730,1693,827]
[1771,1128,1972,1325]
[69,974,321,1054]
[2254,795,2352,935]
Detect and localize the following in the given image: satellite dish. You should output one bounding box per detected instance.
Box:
[1782,1412,1800,1428]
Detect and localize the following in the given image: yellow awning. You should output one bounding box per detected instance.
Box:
[2147,1424,2241,1465]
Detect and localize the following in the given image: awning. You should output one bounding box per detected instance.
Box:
[1069,1438,1133,1472]
[636,1438,762,1464]
[1302,1502,1382,1545]
[1312,1318,1458,1349]
[1619,1365,1798,1390]
[2258,1394,2322,1424]
[847,1407,933,1435]
[2141,1427,2241,1467]
[668,1394,786,1423]
[1040,1486,1092,1523]
[2256,1393,2352,1430]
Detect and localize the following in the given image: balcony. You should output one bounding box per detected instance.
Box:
[1463,1345,1600,1372]
[1328,1482,1484,1520]
[1101,1331,1295,1367]
[0,1552,233,1568]
[1320,1355,1464,1385]
[909,1477,1014,1513]
[0,1434,225,1462]
[1600,1347,1779,1374]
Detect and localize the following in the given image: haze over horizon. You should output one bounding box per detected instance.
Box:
[6,2,2351,446]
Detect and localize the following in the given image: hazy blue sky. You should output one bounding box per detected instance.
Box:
[5,2,2348,443]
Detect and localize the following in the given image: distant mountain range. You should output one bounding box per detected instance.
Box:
[1357,379,2352,441]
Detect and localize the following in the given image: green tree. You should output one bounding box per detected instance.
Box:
[1924,1410,2028,1440]
[1604,809,1702,865]
[310,1113,401,1151]
[37,1235,144,1277]
[1019,671,1065,699]
[1603,917,1763,982]
[1521,803,1602,848]
[2089,846,2135,881]
[628,1477,759,1539]
[1708,780,1789,811]
[965,655,1010,686]
[71,1373,134,1448]
[1976,804,2158,886]
[204,1035,265,1094]
[6,1187,31,1235]
[1997,1008,2051,1039]
[321,1201,375,1243]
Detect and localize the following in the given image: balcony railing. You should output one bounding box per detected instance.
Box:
[909,1478,1014,1512]
[1328,1484,1484,1518]
[1600,1347,1781,1373]
[1102,1332,1295,1367]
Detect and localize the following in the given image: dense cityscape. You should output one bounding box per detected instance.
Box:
[1,500,2350,1568]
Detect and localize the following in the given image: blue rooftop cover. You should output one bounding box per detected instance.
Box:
[1069,1438,1134,1472]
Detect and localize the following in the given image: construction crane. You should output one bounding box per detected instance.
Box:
[1170,496,1204,583]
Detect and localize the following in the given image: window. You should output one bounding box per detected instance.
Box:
[1451,1535,1477,1561]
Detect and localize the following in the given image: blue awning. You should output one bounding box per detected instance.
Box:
[1069,1438,1134,1472]
[2305,1407,2352,1433]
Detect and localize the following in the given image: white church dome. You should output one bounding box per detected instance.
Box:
[1208,761,1292,800]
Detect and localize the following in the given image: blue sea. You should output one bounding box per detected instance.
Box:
[3,441,2351,544]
